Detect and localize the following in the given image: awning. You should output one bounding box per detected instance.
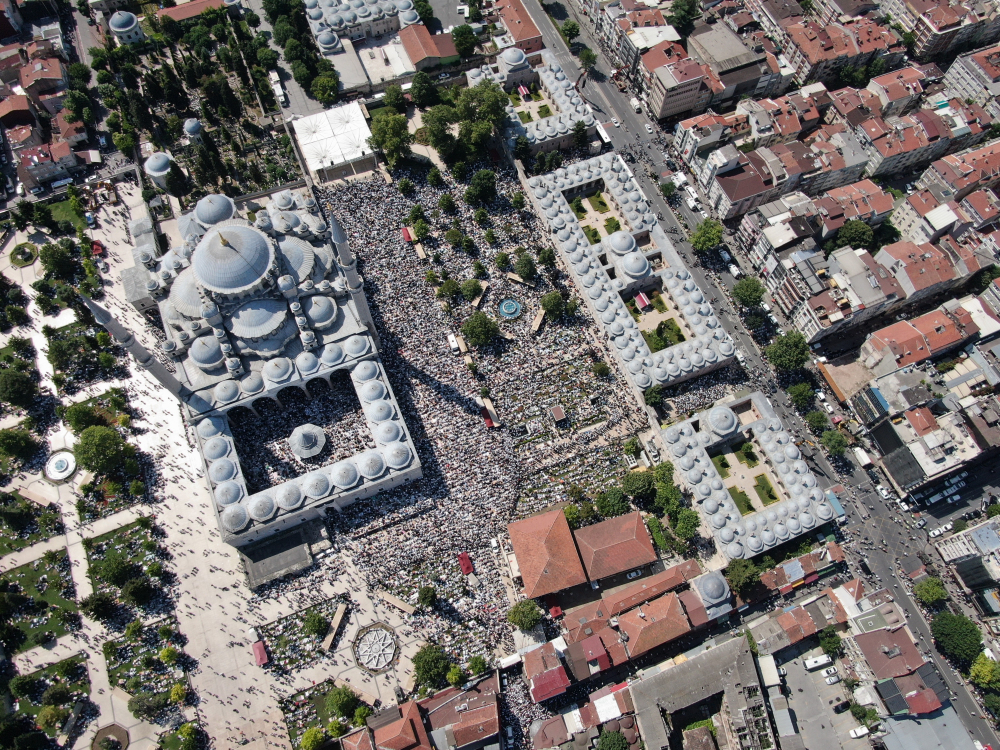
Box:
[401,226,413,242]
[252,641,268,666]
[635,292,651,308]
[518,85,530,97]
[458,552,474,575]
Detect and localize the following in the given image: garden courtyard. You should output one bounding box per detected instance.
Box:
[710,440,786,516]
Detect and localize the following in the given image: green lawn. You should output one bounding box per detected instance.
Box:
[604,217,621,234]
[729,488,753,515]
[48,200,87,232]
[581,225,601,244]
[16,654,91,736]
[587,192,610,213]
[537,104,553,118]
[105,616,183,697]
[711,454,731,479]
[570,199,588,220]
[10,242,37,268]
[753,474,780,506]
[85,518,163,599]
[651,292,667,313]
[517,110,532,123]
[509,93,522,106]
[1,548,77,652]
[733,441,759,467]
[0,492,63,556]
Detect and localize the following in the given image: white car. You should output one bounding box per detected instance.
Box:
[930,522,954,538]
[645,123,653,134]
[822,667,838,677]
[877,485,890,499]
[247,627,260,642]
[825,674,842,685]
[612,118,620,127]
[626,569,643,580]
[824,403,834,414]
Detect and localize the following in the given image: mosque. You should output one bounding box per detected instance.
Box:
[94,189,422,548]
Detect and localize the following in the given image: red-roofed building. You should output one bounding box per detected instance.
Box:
[895,670,943,715]
[881,0,999,60]
[867,65,926,117]
[563,599,610,644]
[0,95,36,128]
[493,0,542,53]
[600,559,701,616]
[398,25,460,71]
[618,592,690,658]
[373,701,433,750]
[507,509,587,598]
[420,673,500,750]
[874,241,961,303]
[19,57,66,97]
[861,304,979,370]
[854,628,924,680]
[54,110,87,147]
[523,642,571,702]
[6,124,40,151]
[156,0,228,22]
[944,44,1000,111]
[759,542,845,594]
[905,406,939,437]
[572,511,657,582]
[343,729,375,750]
[918,140,1000,201]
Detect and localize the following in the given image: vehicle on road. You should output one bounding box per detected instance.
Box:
[824,403,834,414]
[930,522,953,538]
[877,485,890,499]
[825,674,842,685]
[735,350,747,367]
[612,118,620,127]
[833,701,850,714]
[728,264,742,277]
[916,518,927,528]
[720,249,732,262]
[630,97,642,113]
[645,123,653,134]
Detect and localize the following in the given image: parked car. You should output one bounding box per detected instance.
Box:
[824,403,835,414]
[915,518,927,529]
[930,522,954,538]
[825,675,842,685]
[626,569,642,580]
[822,667,838,677]
[833,701,851,714]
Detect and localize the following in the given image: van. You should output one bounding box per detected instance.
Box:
[804,655,833,670]
[761,303,771,313]
[735,350,747,366]
[728,264,742,278]
[849,727,870,739]
[15,182,24,196]
[720,249,732,262]
[447,334,459,353]
[928,492,944,504]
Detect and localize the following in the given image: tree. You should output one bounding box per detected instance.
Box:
[39,242,75,280]
[805,411,829,432]
[690,219,724,253]
[165,162,188,197]
[986,693,1000,720]
[37,706,69,732]
[80,591,116,620]
[75,426,129,475]
[538,246,556,268]
[540,291,565,320]
[384,85,406,112]
[462,312,499,346]
[819,625,843,656]
[593,361,610,378]
[367,111,413,168]
[418,585,437,608]
[932,611,983,667]
[299,727,328,750]
[821,430,848,457]
[495,252,509,269]
[64,404,107,433]
[513,136,531,162]
[970,653,1000,690]
[732,277,765,308]
[674,509,702,540]
[622,471,655,502]
[410,71,438,107]
[913,577,948,607]
[667,0,700,36]
[507,599,542,630]
[835,220,874,252]
[469,655,488,675]
[447,664,468,687]
[0,429,36,460]
[113,131,137,154]
[561,20,580,42]
[644,384,663,408]
[257,47,279,69]
[660,182,676,198]
[579,48,598,71]
[465,169,497,205]
[573,120,588,150]
[9,675,38,698]
[564,503,580,529]
[461,279,483,302]
[514,253,536,281]
[354,705,373,727]
[326,686,360,718]
[452,25,477,57]
[595,488,629,517]
[121,575,156,606]
[303,611,330,637]
[439,193,456,212]
[311,75,340,106]
[159,645,180,665]
[0,370,36,409]
[413,644,451,686]
[725,558,759,595]
[787,383,815,410]
[989,504,1000,519]
[596,731,628,750]
[765,332,810,371]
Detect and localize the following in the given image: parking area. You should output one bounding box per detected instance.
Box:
[777,645,872,750]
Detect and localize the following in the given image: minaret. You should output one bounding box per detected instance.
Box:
[82,298,190,401]
[329,214,380,348]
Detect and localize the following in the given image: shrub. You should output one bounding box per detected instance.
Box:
[41,684,72,706]
[303,611,330,637]
[159,645,180,665]
[468,655,488,675]
[418,586,437,608]
[299,727,328,750]
[593,361,610,377]
[447,665,468,686]
[121,575,156,606]
[507,599,542,630]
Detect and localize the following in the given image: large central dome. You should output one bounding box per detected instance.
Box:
[192,226,274,295]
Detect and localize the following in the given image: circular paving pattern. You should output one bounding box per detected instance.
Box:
[498,298,522,319]
[353,623,397,672]
[45,451,76,482]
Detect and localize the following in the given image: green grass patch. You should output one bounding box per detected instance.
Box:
[10,242,37,267]
[509,92,522,106]
[537,104,553,118]
[414,126,430,145]
[711,454,730,479]
[15,654,91,736]
[587,192,610,213]
[0,491,63,556]
[729,488,753,515]
[1,548,77,652]
[85,518,164,603]
[281,679,365,744]
[569,197,588,220]
[642,318,686,352]
[104,616,183,698]
[48,200,87,232]
[532,91,543,101]
[733,440,759,467]
[517,110,533,124]
[753,474,780,506]
[651,291,667,313]
[581,225,601,245]
[258,596,348,673]
[604,217,621,234]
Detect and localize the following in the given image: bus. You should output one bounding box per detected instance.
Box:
[50,177,74,189]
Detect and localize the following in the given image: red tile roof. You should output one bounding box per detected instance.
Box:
[563,599,609,644]
[573,511,658,581]
[854,628,924,680]
[374,702,432,750]
[343,729,375,750]
[896,671,943,715]
[509,509,586,598]
[881,241,957,293]
[618,592,690,658]
[451,704,500,749]
[600,559,701,616]
[494,0,541,44]
[156,0,227,21]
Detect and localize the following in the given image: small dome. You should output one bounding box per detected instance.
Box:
[197,417,224,438]
[708,406,738,435]
[321,343,345,365]
[194,194,236,227]
[276,483,303,510]
[241,372,265,394]
[190,336,225,368]
[607,231,636,255]
[303,295,337,329]
[214,380,240,403]
[209,458,238,483]
[330,460,359,489]
[699,571,728,602]
[359,380,386,402]
[727,542,744,559]
[501,47,527,66]
[353,360,379,381]
[383,442,412,469]
[288,423,326,458]
[263,357,293,383]
[248,494,276,521]
[203,437,230,460]
[345,335,369,357]
[144,152,171,176]
[357,451,386,479]
[374,421,402,443]
[366,400,394,422]
[183,118,202,136]
[110,10,137,30]
[399,8,418,21]
[220,503,249,533]
[294,351,319,375]
[621,252,649,277]
[302,472,331,498]
[215,481,243,506]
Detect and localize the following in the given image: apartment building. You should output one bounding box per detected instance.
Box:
[646,56,713,120]
[686,23,788,112]
[891,184,961,244]
[874,240,965,305]
[867,66,928,117]
[943,44,1000,118]
[675,111,748,164]
[735,85,824,148]
[781,19,903,86]
[816,178,896,234]
[878,0,1000,61]
[812,0,878,26]
[495,0,543,54]
[742,0,805,38]
[598,0,681,79]
[916,141,1000,200]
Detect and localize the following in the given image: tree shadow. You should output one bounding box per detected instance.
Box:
[543,0,570,22]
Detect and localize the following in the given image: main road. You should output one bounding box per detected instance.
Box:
[514,0,1000,744]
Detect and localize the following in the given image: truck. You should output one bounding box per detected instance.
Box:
[853,447,873,467]
[757,654,782,687]
[630,97,641,113]
[272,83,288,107]
[268,70,281,86]
[804,655,833,671]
